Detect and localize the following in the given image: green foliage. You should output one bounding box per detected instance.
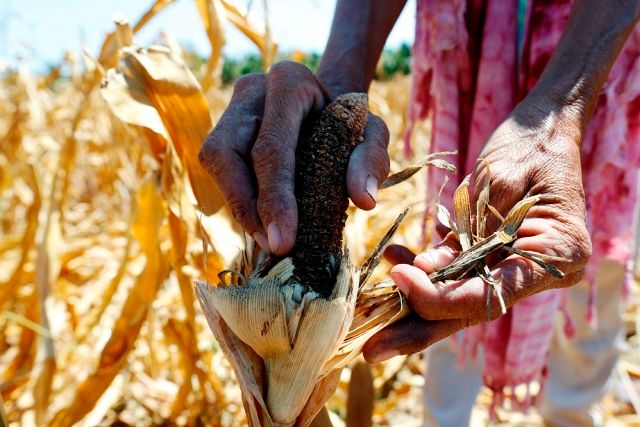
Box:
[221,54,265,85]
[376,43,411,80]
[297,52,322,73]
[219,44,411,86]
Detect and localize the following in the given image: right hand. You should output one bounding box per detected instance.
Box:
[199,61,390,255]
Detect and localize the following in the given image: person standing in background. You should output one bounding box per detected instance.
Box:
[387,1,640,425]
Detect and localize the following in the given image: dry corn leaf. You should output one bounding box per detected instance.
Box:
[195,0,227,91]
[100,69,170,140]
[163,319,195,419]
[75,209,135,342]
[379,151,456,190]
[475,161,491,239]
[427,196,541,283]
[51,178,169,426]
[98,0,177,68]
[34,217,57,426]
[30,75,100,418]
[102,45,224,215]
[195,282,268,425]
[0,166,40,311]
[0,395,7,426]
[435,203,458,237]
[1,291,39,399]
[453,175,472,250]
[219,0,277,68]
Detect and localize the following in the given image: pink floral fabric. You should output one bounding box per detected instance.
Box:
[409,0,640,412]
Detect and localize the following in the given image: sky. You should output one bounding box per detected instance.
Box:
[0,0,416,71]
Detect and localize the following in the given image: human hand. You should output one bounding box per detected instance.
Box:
[199,61,390,255]
[362,102,592,363]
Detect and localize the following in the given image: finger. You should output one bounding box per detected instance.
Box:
[362,316,471,362]
[252,62,327,255]
[199,74,266,237]
[412,233,461,273]
[509,216,591,275]
[390,262,510,321]
[346,114,390,210]
[491,253,585,293]
[435,223,450,240]
[392,248,577,322]
[383,244,416,265]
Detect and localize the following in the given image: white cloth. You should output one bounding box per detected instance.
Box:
[423,260,625,427]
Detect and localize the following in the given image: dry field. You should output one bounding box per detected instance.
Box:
[0,1,638,425]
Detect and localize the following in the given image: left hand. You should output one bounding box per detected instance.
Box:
[362,101,593,363]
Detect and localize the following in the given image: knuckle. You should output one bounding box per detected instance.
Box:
[234,73,265,93]
[268,61,321,99]
[556,221,592,269]
[577,228,592,262]
[228,198,258,231]
[270,60,310,79]
[251,133,281,168]
[199,135,225,173]
[367,114,390,145]
[371,144,391,177]
[256,191,283,215]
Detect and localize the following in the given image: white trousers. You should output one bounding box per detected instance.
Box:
[423,260,626,427]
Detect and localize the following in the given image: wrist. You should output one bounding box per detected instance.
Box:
[526,80,591,131]
[316,65,367,99]
[512,93,584,145]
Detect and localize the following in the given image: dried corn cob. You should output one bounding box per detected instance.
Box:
[293,93,368,296]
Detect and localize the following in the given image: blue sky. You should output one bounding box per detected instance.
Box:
[1,0,416,71]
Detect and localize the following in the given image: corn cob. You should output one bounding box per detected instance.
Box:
[292,93,368,296]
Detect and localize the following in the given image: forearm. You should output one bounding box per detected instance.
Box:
[523,0,640,138]
[316,0,407,97]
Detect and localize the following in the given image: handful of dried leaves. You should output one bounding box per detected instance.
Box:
[429,172,565,318]
[195,93,565,426]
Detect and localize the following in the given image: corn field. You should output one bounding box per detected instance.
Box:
[0,1,639,426]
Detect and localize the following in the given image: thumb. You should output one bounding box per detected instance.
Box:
[346,114,390,210]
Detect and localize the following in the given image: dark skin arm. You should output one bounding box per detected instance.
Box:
[199,0,407,255]
[317,0,408,97]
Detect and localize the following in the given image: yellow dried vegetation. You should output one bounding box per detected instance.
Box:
[0,2,425,425]
[0,1,638,426]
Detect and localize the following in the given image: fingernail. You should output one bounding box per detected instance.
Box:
[253,231,270,252]
[415,247,452,271]
[365,175,378,204]
[370,349,400,363]
[267,222,282,253]
[415,252,437,268]
[415,249,443,269]
[391,271,410,297]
